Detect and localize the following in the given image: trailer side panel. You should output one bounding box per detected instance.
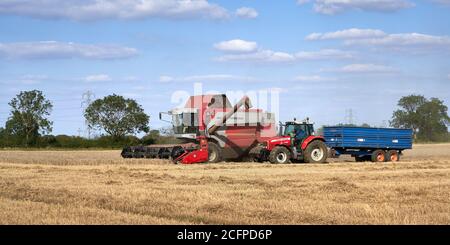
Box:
[323,127,413,150]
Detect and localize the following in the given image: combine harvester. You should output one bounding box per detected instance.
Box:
[121,94,277,163]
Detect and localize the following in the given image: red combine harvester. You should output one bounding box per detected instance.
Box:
[121,94,277,164]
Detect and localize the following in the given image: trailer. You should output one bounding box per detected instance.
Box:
[323,126,413,162]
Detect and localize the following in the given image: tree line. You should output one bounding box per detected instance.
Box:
[0,90,178,148]
[0,90,449,148]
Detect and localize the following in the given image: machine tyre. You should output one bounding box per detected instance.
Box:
[171,146,185,164]
[304,140,328,163]
[269,146,291,164]
[208,142,222,163]
[385,150,400,162]
[371,149,386,162]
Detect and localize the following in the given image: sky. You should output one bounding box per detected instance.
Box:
[0,0,449,136]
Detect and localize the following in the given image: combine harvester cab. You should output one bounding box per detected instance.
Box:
[121,94,277,164]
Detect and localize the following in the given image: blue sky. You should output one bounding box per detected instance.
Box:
[0,0,449,136]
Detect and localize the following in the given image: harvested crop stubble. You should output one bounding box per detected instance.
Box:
[0,144,449,224]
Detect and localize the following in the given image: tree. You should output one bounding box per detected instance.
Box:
[6,90,53,146]
[84,94,149,139]
[390,95,449,141]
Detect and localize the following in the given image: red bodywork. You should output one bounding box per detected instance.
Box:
[169,94,277,164]
[175,137,209,164]
[266,135,325,151]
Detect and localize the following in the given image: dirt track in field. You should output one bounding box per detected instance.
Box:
[0,144,449,224]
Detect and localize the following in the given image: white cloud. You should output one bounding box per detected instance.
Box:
[312,0,414,14]
[297,0,311,5]
[431,0,450,6]
[159,75,175,82]
[295,49,355,59]
[159,74,257,82]
[0,0,229,21]
[328,64,397,73]
[293,75,336,82]
[214,39,258,53]
[85,74,112,82]
[0,41,138,60]
[344,33,450,48]
[216,50,296,63]
[17,75,48,84]
[216,48,353,63]
[235,7,258,19]
[123,76,139,82]
[214,39,354,63]
[307,28,450,53]
[266,87,289,93]
[306,28,386,40]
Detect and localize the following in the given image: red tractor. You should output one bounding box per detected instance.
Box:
[253,119,328,164]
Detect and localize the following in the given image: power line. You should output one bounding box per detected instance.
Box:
[345,109,354,125]
[81,90,95,139]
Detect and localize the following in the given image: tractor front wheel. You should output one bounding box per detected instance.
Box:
[269,146,291,164]
[304,141,328,163]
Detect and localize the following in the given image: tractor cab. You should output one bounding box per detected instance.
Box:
[279,119,315,148]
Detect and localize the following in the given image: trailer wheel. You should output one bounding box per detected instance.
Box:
[208,142,222,163]
[371,150,386,162]
[304,140,328,163]
[269,146,291,164]
[386,150,400,162]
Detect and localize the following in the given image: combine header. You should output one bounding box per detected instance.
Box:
[121,94,277,164]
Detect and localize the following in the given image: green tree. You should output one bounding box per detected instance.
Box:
[390,95,449,141]
[141,130,160,145]
[6,90,53,146]
[84,94,149,139]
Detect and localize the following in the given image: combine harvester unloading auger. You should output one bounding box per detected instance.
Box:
[121,94,277,164]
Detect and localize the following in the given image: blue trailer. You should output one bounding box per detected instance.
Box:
[323,126,413,162]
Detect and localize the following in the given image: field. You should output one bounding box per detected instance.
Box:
[0,144,449,224]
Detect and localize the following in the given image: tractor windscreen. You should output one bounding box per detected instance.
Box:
[172,112,199,135]
[284,124,311,136]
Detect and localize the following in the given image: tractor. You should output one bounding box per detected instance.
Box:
[253,118,328,164]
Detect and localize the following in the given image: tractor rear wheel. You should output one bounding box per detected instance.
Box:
[304,140,328,163]
[208,142,222,163]
[371,149,386,162]
[269,146,291,164]
[385,150,400,162]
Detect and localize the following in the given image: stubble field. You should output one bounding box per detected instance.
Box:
[0,144,449,224]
